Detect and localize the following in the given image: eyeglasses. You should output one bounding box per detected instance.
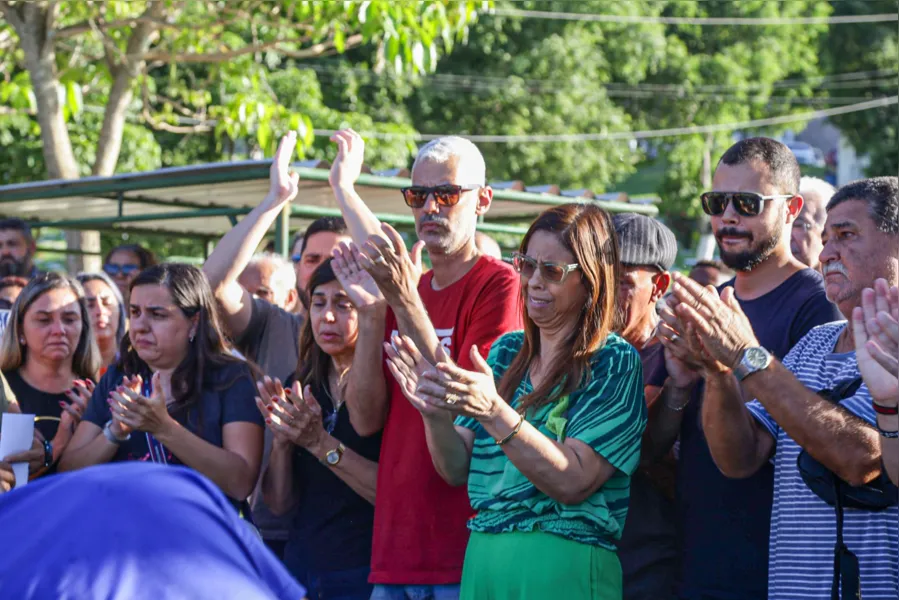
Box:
[103,263,140,277]
[400,184,480,209]
[700,191,794,217]
[512,252,580,284]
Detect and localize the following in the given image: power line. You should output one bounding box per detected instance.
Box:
[310,96,898,143]
[489,7,899,26]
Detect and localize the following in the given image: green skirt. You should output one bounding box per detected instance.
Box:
[460,530,622,600]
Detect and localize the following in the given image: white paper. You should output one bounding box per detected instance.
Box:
[0,413,35,488]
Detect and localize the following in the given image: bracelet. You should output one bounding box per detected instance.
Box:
[42,439,53,468]
[872,401,899,416]
[496,414,525,446]
[878,428,899,439]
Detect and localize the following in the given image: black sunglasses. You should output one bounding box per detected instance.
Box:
[512,252,580,284]
[700,191,794,217]
[400,184,480,209]
[103,263,140,277]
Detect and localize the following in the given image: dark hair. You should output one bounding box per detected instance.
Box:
[0,218,33,242]
[104,244,157,269]
[827,176,898,235]
[300,217,347,257]
[118,263,248,426]
[295,259,344,392]
[498,203,618,412]
[718,137,801,196]
[0,276,29,292]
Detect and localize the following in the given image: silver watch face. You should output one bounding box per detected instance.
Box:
[744,347,770,369]
[326,450,340,465]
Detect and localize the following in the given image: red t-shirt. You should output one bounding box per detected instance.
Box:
[369,256,523,585]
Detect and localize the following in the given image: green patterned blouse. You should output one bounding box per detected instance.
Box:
[456,331,646,550]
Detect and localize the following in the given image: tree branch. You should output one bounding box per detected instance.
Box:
[141,33,363,63]
[0,2,25,33]
[55,17,181,40]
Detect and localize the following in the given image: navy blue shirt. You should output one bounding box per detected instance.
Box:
[676,268,842,600]
[82,362,264,492]
[0,463,305,599]
[282,376,381,583]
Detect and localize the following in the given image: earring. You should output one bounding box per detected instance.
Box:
[189,333,195,343]
[19,337,25,345]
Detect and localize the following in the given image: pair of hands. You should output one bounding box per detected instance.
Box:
[106,372,175,438]
[255,377,329,453]
[655,273,759,386]
[385,335,504,421]
[1,379,96,476]
[851,279,899,407]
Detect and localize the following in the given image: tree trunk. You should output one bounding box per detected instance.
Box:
[695,133,716,261]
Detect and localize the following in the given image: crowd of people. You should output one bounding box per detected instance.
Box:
[0,129,896,600]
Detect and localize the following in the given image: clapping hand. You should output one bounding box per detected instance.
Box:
[852,279,899,406]
[267,132,300,206]
[332,242,385,311]
[59,379,94,425]
[329,129,365,191]
[357,223,425,306]
[109,373,174,436]
[256,377,328,452]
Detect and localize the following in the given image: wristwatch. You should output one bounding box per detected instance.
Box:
[733,347,773,381]
[103,420,130,444]
[320,443,346,467]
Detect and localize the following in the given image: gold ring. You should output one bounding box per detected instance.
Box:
[445,393,460,405]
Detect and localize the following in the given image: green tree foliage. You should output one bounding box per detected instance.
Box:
[819,0,898,177]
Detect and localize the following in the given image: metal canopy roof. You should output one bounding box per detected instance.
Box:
[0,160,659,241]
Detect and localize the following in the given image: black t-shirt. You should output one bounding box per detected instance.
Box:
[3,369,68,441]
[83,362,264,467]
[676,268,842,600]
[282,375,382,581]
[639,340,668,389]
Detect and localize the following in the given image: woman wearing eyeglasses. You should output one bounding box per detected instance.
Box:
[76,272,127,374]
[0,273,101,479]
[103,244,156,304]
[386,203,646,600]
[256,252,382,600]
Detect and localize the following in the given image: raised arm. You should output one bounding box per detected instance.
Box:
[329,129,385,244]
[202,133,300,340]
[332,243,389,436]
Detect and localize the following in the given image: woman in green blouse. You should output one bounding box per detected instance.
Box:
[386,203,646,600]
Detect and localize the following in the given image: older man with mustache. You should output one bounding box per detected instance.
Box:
[644,137,842,600]
[665,176,899,600]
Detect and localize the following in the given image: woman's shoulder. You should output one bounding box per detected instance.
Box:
[205,359,255,390]
[588,333,640,373]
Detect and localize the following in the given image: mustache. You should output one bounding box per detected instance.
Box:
[419,214,450,228]
[716,228,752,239]
[822,262,848,276]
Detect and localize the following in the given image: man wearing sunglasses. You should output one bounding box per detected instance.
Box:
[328,128,520,600]
[648,137,842,600]
[664,176,899,599]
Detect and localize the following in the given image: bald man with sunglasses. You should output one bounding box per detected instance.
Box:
[645,137,841,600]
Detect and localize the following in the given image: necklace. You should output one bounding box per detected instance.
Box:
[323,371,346,413]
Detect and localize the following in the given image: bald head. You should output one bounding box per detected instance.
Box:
[239,253,298,311]
[792,176,835,269]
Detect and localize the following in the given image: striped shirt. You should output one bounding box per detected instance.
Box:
[456,331,647,549]
[746,322,899,599]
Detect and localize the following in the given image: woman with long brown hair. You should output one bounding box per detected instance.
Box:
[386,203,647,599]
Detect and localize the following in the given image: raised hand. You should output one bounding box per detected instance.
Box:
[331,241,385,311]
[421,345,505,420]
[357,222,425,305]
[260,381,328,452]
[256,377,294,447]
[60,378,93,425]
[329,129,365,190]
[268,132,300,205]
[852,281,899,406]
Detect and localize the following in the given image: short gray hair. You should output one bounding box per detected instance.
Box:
[248,252,297,293]
[413,136,487,186]
[800,176,835,227]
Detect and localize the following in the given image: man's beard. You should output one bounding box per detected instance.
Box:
[0,257,31,278]
[718,221,782,273]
